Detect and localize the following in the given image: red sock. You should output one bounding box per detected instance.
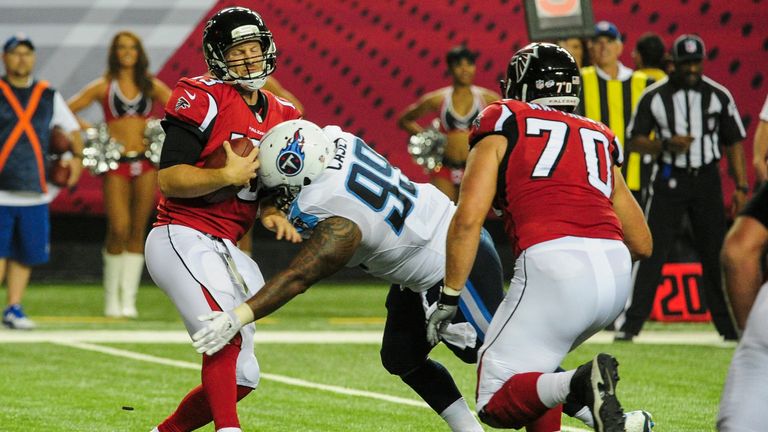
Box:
[201,342,242,430]
[158,384,253,432]
[525,405,563,432]
[482,372,549,429]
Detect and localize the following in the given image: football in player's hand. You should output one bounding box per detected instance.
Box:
[201,137,255,203]
[49,160,70,187]
[49,126,72,155]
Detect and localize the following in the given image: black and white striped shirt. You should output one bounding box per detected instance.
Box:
[628,76,746,168]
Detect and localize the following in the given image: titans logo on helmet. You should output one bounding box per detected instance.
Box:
[276,128,306,177]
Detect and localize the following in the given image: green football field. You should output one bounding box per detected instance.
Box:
[0,283,735,431]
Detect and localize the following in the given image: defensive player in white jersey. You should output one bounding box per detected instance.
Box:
[193,120,505,432]
[192,120,654,431]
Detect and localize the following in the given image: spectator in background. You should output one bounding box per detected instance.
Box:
[579,21,654,208]
[0,34,83,329]
[717,183,768,430]
[752,94,768,184]
[557,37,590,68]
[68,31,171,318]
[616,34,747,342]
[632,32,668,82]
[397,45,499,202]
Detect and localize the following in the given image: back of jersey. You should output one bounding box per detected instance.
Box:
[470,100,624,255]
[288,127,454,291]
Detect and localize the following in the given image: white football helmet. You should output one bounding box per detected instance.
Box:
[258,120,336,210]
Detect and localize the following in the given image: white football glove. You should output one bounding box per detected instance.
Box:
[192,304,254,355]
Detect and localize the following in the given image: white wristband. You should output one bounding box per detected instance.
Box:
[442,286,462,297]
[232,303,255,325]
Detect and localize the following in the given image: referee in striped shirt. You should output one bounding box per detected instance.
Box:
[616,34,748,342]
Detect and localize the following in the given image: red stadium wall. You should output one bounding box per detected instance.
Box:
[157,0,767,188]
[51,0,767,215]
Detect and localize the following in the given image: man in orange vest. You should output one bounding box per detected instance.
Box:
[0,34,83,329]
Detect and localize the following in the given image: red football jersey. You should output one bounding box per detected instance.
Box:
[155,76,302,242]
[470,100,624,255]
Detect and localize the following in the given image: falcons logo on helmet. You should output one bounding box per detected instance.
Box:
[512,45,540,83]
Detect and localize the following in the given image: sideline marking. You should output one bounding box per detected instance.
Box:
[0,330,383,344]
[53,340,590,432]
[0,329,736,347]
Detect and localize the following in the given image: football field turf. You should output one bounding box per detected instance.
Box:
[0,284,734,431]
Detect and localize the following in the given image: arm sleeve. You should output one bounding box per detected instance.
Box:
[50,90,80,132]
[158,118,205,169]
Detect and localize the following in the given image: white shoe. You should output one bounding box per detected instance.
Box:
[625,410,654,432]
[103,251,123,317]
[122,306,138,319]
[2,304,36,330]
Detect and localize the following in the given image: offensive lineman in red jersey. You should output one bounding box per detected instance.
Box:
[427,44,652,431]
[144,7,301,432]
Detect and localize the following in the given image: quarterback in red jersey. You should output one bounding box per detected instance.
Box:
[427,43,652,432]
[144,7,301,432]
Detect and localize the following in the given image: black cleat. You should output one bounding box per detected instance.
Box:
[567,353,625,432]
[613,331,635,342]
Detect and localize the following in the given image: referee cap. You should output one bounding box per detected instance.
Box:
[671,34,705,63]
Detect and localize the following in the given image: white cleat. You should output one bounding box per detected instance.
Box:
[624,410,654,432]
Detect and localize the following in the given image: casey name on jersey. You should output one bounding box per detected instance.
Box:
[327,135,349,171]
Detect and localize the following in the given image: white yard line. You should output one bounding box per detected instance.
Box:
[0,329,736,347]
[0,330,384,344]
[53,340,590,432]
[53,341,430,408]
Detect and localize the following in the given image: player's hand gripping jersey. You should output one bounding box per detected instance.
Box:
[155,76,301,241]
[470,100,624,255]
[287,126,455,292]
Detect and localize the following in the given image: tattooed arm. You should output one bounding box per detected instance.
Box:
[191,217,362,354]
[244,217,362,321]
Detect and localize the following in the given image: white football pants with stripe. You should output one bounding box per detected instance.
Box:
[145,224,263,388]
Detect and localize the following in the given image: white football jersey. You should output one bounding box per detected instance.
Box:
[287,126,455,292]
